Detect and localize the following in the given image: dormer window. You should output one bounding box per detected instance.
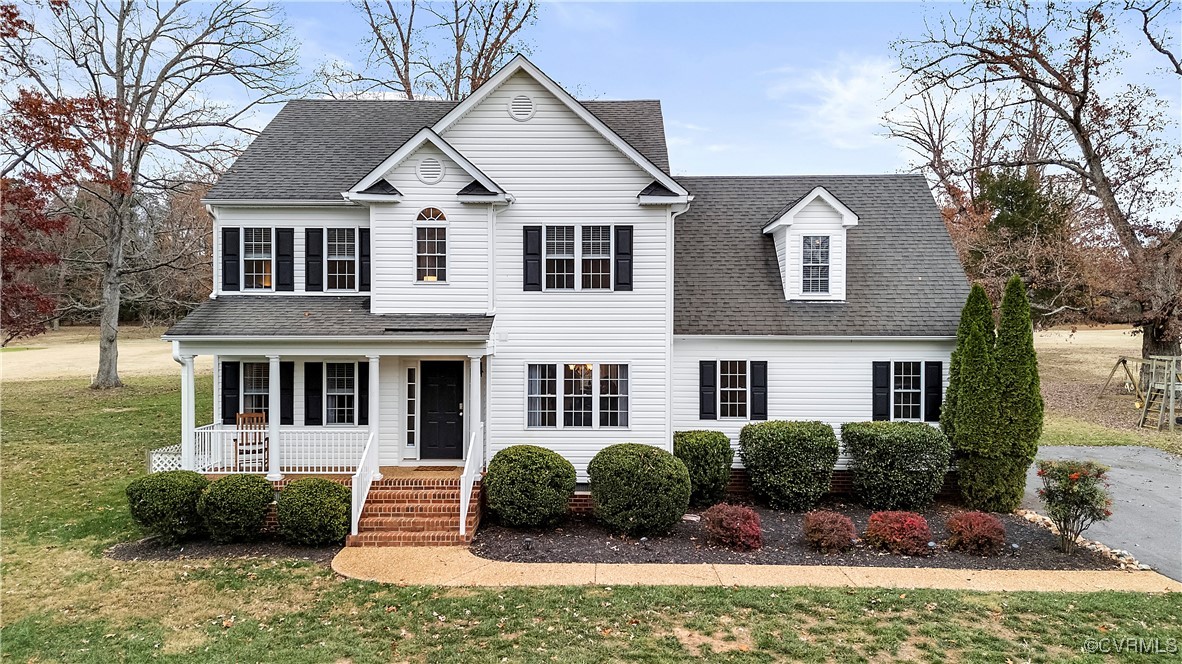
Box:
[802,236,830,294]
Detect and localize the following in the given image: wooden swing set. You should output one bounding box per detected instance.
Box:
[1097,355,1182,432]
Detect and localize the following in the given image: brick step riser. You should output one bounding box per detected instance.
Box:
[358,518,468,532]
[347,536,474,547]
[361,504,471,516]
[365,491,468,501]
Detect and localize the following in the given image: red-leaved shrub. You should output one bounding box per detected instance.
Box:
[802,510,856,553]
[701,503,762,551]
[946,511,1006,555]
[863,511,932,556]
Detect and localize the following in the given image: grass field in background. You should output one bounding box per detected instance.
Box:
[2,375,1180,662]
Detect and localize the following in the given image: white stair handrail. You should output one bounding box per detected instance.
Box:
[350,429,381,537]
[458,423,483,536]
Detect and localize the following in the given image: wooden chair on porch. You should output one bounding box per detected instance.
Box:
[234,412,268,472]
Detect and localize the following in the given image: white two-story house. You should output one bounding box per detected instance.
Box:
[158,56,968,544]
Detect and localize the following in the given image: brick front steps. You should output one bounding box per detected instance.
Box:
[346,475,481,547]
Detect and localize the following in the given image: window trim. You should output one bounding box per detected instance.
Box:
[523,361,631,430]
[890,359,925,422]
[718,359,750,420]
[324,226,360,293]
[241,227,275,292]
[240,361,270,418]
[414,207,449,285]
[542,224,613,292]
[801,234,831,295]
[323,361,359,427]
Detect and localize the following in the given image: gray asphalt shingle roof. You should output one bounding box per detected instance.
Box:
[206,99,670,201]
[674,174,969,337]
[164,296,493,338]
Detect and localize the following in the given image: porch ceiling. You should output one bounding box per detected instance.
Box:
[163,296,493,340]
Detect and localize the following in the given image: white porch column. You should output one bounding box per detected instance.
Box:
[266,355,283,481]
[367,355,382,480]
[180,354,196,470]
[467,353,483,453]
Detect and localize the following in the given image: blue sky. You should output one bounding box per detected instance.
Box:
[280,1,1178,178]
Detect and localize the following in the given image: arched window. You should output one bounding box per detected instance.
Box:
[415,208,447,282]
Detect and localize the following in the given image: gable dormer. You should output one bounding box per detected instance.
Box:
[762,186,858,301]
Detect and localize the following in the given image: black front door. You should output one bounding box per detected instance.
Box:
[419,361,464,459]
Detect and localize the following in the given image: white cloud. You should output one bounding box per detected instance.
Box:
[766,54,902,151]
[668,119,709,132]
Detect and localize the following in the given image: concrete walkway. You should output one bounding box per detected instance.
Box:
[1022,445,1182,582]
[332,547,1182,593]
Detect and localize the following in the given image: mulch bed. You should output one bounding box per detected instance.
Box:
[106,537,340,566]
[471,500,1119,571]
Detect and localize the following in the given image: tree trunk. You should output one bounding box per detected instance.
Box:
[90,205,125,389]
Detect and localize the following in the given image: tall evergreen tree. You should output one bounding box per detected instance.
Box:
[951,319,999,458]
[941,285,995,442]
[996,275,1043,459]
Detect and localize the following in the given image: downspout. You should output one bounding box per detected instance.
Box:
[484,193,514,469]
[666,198,693,451]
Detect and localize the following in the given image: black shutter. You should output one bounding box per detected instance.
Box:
[872,361,891,421]
[523,226,542,291]
[750,361,768,421]
[276,228,295,291]
[614,225,634,291]
[304,361,323,425]
[305,228,324,292]
[279,361,294,425]
[221,228,240,292]
[221,361,240,424]
[699,360,717,420]
[924,361,943,423]
[359,228,371,292]
[357,361,369,426]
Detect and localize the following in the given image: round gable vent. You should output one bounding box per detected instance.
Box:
[416,157,445,185]
[508,94,535,121]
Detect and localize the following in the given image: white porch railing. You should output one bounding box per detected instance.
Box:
[350,429,381,536]
[459,423,484,536]
[189,423,369,475]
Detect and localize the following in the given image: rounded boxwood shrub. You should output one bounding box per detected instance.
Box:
[588,443,690,537]
[738,421,839,511]
[803,509,856,553]
[485,445,576,527]
[863,511,933,556]
[701,503,762,551]
[673,430,735,506]
[276,478,351,546]
[198,474,275,543]
[842,422,951,510]
[946,511,1006,555]
[126,470,210,542]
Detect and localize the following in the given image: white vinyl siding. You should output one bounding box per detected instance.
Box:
[369,145,488,313]
[212,206,368,295]
[673,337,954,468]
[443,72,672,479]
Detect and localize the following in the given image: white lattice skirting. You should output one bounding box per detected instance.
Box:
[148,444,182,472]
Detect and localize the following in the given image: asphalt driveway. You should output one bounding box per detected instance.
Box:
[1022,445,1182,581]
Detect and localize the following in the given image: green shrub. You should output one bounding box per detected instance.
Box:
[843,422,951,509]
[276,478,350,546]
[738,421,838,511]
[957,455,1029,513]
[588,444,690,537]
[673,430,735,506]
[198,474,275,543]
[1036,460,1112,553]
[485,445,576,527]
[126,471,210,543]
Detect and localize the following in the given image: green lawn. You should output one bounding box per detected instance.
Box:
[3,376,1181,662]
[1042,413,1182,456]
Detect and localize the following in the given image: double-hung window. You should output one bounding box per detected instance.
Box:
[802,235,830,294]
[719,360,748,419]
[326,228,357,290]
[544,224,611,290]
[526,363,629,428]
[243,228,273,290]
[416,207,447,282]
[325,363,356,425]
[242,362,269,416]
[892,361,922,421]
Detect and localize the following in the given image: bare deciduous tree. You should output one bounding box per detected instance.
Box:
[891,0,1181,357]
[2,0,303,388]
[317,0,537,100]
